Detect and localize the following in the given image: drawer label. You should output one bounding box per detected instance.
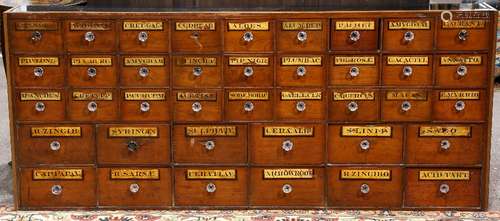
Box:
[228,57,269,66]
[176,92,217,101]
[124,92,166,101]
[108,127,158,137]
[177,57,217,66]
[33,169,83,180]
[281,56,322,66]
[18,57,59,66]
[70,21,112,30]
[440,56,482,65]
[31,127,82,137]
[386,91,427,100]
[186,169,237,179]
[439,91,480,100]
[334,56,376,65]
[335,21,375,30]
[263,126,314,137]
[340,169,392,180]
[71,57,112,66]
[333,92,375,101]
[175,22,216,31]
[442,20,486,29]
[124,57,165,66]
[123,21,163,30]
[419,126,471,137]
[341,126,392,137]
[185,126,237,137]
[386,56,429,65]
[228,22,269,31]
[281,91,322,100]
[228,91,269,100]
[20,92,61,101]
[72,91,113,101]
[110,169,160,179]
[388,20,430,29]
[419,170,470,180]
[282,21,322,30]
[16,21,58,30]
[263,169,314,179]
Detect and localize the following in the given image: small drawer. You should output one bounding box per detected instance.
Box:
[382,18,433,51]
[68,55,117,87]
[436,18,490,51]
[10,20,62,53]
[381,90,431,122]
[330,55,379,86]
[171,20,221,52]
[173,55,222,88]
[328,125,403,164]
[174,167,248,206]
[432,90,486,121]
[120,89,170,122]
[328,167,402,207]
[17,124,94,166]
[277,55,325,87]
[406,124,483,165]
[223,55,273,87]
[173,90,222,122]
[224,20,273,52]
[382,55,432,86]
[14,56,64,87]
[173,124,247,164]
[65,20,116,52]
[120,20,169,52]
[249,167,325,206]
[20,167,96,208]
[331,19,378,51]
[405,168,481,208]
[435,54,488,87]
[121,55,169,87]
[276,89,325,121]
[225,90,273,121]
[68,89,119,121]
[97,124,170,165]
[249,124,324,165]
[98,168,171,207]
[329,89,380,122]
[277,19,328,52]
[15,89,65,121]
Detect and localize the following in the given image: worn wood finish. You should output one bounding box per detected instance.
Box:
[275,89,326,121]
[120,55,170,87]
[276,19,329,52]
[64,20,116,53]
[119,21,170,53]
[9,19,63,53]
[120,88,170,122]
[331,19,379,51]
[67,89,119,121]
[382,18,434,51]
[171,20,221,52]
[224,20,274,52]
[276,55,326,87]
[381,55,433,86]
[328,88,380,122]
[329,54,379,86]
[224,89,274,121]
[436,19,490,51]
[172,55,222,88]
[67,55,117,87]
[172,89,222,122]
[15,89,66,122]
[13,55,65,87]
[223,55,274,87]
[435,54,488,87]
[381,89,432,122]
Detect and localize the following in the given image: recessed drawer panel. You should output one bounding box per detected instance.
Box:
[16,89,65,121]
[330,55,379,86]
[68,89,119,121]
[381,90,431,122]
[121,55,169,87]
[120,89,170,122]
[382,55,432,86]
[277,19,328,52]
[14,56,64,87]
[173,90,222,122]
[383,18,433,51]
[277,55,325,87]
[223,55,273,87]
[331,19,378,51]
[437,18,490,50]
[65,20,116,52]
[120,20,169,52]
[329,89,379,122]
[10,20,62,53]
[432,90,486,121]
[224,20,273,52]
[435,54,488,87]
[276,89,325,121]
[173,55,222,88]
[68,55,117,87]
[225,90,273,121]
[172,20,221,52]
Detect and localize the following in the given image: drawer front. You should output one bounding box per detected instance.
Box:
[381,90,431,122]
[16,89,65,121]
[249,168,325,206]
[435,54,487,87]
[330,55,379,86]
[174,167,247,206]
[331,19,378,51]
[14,56,64,87]
[223,55,273,87]
[68,89,119,121]
[277,55,325,87]
[173,90,222,122]
[172,20,221,52]
[68,55,117,87]
[173,125,247,164]
[121,56,169,87]
[10,20,62,53]
[97,124,170,165]
[20,167,96,208]
[383,18,433,51]
[224,20,273,52]
[120,89,170,121]
[98,168,171,207]
[328,125,403,164]
[432,90,486,121]
[405,168,481,208]
[436,18,490,50]
[173,56,222,87]
[65,20,116,52]
[277,19,328,52]
[225,90,273,121]
[249,124,324,165]
[329,89,379,122]
[406,124,483,164]
[120,20,169,52]
[18,125,94,165]
[276,89,325,121]
[328,167,402,207]
[382,55,432,86]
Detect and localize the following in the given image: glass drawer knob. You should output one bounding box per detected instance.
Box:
[84,31,95,42]
[140,102,150,112]
[87,101,98,112]
[192,102,202,112]
[204,140,215,150]
[206,182,216,193]
[440,139,451,150]
[347,101,359,112]
[439,183,450,194]
[192,67,203,77]
[402,66,413,77]
[360,139,370,150]
[138,31,148,43]
[349,66,360,78]
[296,101,306,112]
[50,141,61,151]
[403,31,414,43]
[455,100,465,112]
[296,66,307,77]
[458,29,468,41]
[35,102,46,112]
[297,31,307,42]
[401,101,411,112]
[282,139,294,152]
[282,184,293,194]
[139,67,149,78]
[51,185,62,195]
[31,31,42,41]
[243,31,254,42]
[244,101,254,112]
[129,183,140,193]
[127,140,139,152]
[243,66,254,77]
[456,65,467,77]
[87,67,97,78]
[360,183,370,194]
[350,30,360,42]
[34,67,44,77]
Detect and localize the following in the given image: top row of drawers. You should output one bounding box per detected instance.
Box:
[9,18,492,53]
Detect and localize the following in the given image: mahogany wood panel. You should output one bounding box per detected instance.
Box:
[436,20,490,51]
[224,89,274,121]
[223,55,274,87]
[382,18,434,52]
[64,20,116,53]
[171,20,221,52]
[172,89,223,122]
[67,89,119,121]
[120,55,170,87]
[13,55,65,87]
[172,55,222,88]
[119,21,170,52]
[15,89,66,122]
[276,55,326,87]
[329,54,379,86]
[223,20,274,52]
[120,88,171,122]
[432,89,487,122]
[435,54,488,87]
[67,55,117,88]
[276,19,329,52]
[331,19,379,51]
[275,89,326,121]
[9,20,63,53]
[328,88,380,122]
[381,55,433,86]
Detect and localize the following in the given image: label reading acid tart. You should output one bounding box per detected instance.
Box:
[440,56,482,65]
[281,56,322,66]
[123,21,163,30]
[72,91,113,101]
[18,57,59,66]
[340,169,391,180]
[263,126,314,137]
[228,91,269,100]
[175,22,216,31]
[388,20,430,29]
[419,170,470,180]
[33,169,83,180]
[335,21,375,30]
[439,91,480,100]
[176,92,217,101]
[178,57,217,66]
[282,21,322,30]
[185,126,237,137]
[386,56,429,65]
[333,92,375,101]
[228,22,269,31]
[281,91,322,100]
[16,21,58,30]
[71,57,112,66]
[228,57,269,66]
[20,92,61,101]
[186,169,237,179]
[124,92,166,101]
[70,21,111,30]
[108,127,158,137]
[110,169,160,179]
[442,20,486,29]
[386,91,427,100]
[419,126,471,137]
[263,169,314,179]
[31,127,81,137]
[334,56,375,65]
[341,126,392,137]
[124,57,165,66]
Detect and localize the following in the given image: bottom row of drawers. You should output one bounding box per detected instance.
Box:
[19,167,481,209]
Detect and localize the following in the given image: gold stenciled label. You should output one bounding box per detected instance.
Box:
[108,127,158,137]
[178,57,217,66]
[228,21,269,31]
[20,92,61,101]
[186,169,237,179]
[70,21,111,30]
[33,169,83,180]
[263,169,314,179]
[281,91,322,100]
[334,56,375,65]
[333,92,375,101]
[419,126,471,137]
[31,127,81,137]
[442,20,486,29]
[419,170,470,180]
[72,91,113,101]
[388,20,430,29]
[439,91,480,100]
[123,21,163,30]
[335,21,375,30]
[71,57,112,66]
[340,169,391,180]
[281,56,322,66]
[185,126,237,137]
[341,126,392,137]
[228,91,269,100]
[263,126,314,137]
[110,169,160,179]
[386,91,427,100]
[282,21,322,30]
[124,92,166,101]
[387,56,429,65]
[175,22,216,31]
[228,57,269,66]
[18,57,59,66]
[124,57,165,66]
[440,56,482,65]
[16,21,58,30]
[176,92,217,101]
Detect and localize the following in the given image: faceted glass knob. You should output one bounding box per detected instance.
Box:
[439,183,450,194]
[347,101,359,112]
[243,66,254,77]
[50,141,61,151]
[244,101,254,112]
[401,101,411,112]
[458,29,468,41]
[349,66,360,78]
[127,140,139,152]
[87,67,97,78]
[192,67,203,77]
[31,31,42,42]
[403,31,414,43]
[296,66,307,77]
[206,182,216,193]
[204,140,216,150]
[360,183,370,194]
[87,101,98,112]
[455,100,465,112]
[140,102,150,112]
[296,101,306,112]
[35,102,46,112]
[359,139,370,150]
[84,31,95,42]
[350,30,360,42]
[402,66,413,77]
[129,183,140,193]
[242,31,254,42]
[51,185,62,195]
[456,65,467,77]
[282,139,294,152]
[34,67,44,77]
[282,184,293,194]
[139,67,150,78]
[440,139,451,150]
[192,102,202,112]
[297,31,307,42]
[138,31,148,43]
